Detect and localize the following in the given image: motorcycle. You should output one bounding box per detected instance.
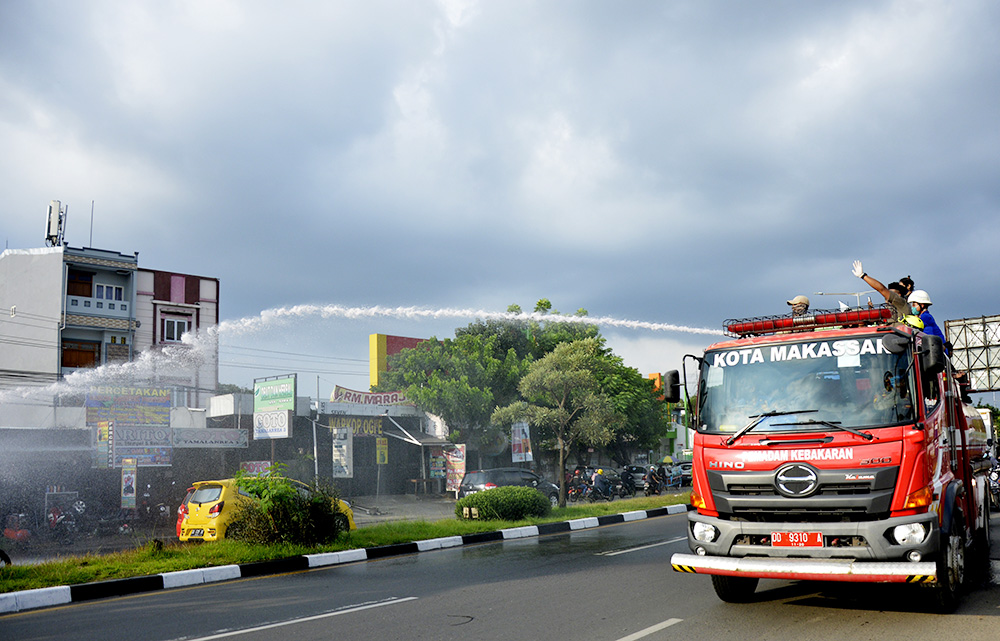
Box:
[617,476,636,499]
[47,504,79,545]
[587,481,615,502]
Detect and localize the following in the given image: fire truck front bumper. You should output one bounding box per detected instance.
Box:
[670,553,936,584]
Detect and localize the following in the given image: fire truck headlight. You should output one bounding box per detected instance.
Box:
[692,521,718,543]
[892,523,927,546]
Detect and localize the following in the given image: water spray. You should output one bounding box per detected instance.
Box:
[217,304,725,337]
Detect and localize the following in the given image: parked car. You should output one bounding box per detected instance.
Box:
[458,468,560,507]
[175,486,195,538]
[619,465,648,491]
[179,478,355,542]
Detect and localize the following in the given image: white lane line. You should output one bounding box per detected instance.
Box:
[598,537,687,556]
[182,597,418,641]
[614,618,683,641]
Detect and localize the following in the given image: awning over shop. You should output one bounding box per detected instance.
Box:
[383,427,450,447]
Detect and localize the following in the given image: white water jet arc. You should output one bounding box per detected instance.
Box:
[216,304,726,338]
[0,304,719,403]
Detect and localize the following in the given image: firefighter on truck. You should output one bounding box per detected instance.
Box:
[663,304,990,612]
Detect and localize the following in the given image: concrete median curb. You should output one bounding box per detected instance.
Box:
[0,503,690,614]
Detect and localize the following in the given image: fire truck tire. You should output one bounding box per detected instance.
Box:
[711,574,759,603]
[930,513,965,613]
[969,499,991,587]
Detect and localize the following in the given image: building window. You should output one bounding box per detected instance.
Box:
[71,299,78,306]
[67,269,93,297]
[121,304,127,311]
[163,317,188,342]
[84,300,91,307]
[95,284,124,301]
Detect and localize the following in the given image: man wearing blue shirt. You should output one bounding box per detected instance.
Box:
[908,290,945,341]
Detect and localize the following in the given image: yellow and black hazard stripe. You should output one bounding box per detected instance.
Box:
[905,575,935,584]
[672,563,698,573]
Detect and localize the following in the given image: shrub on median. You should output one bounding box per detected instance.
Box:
[455,486,551,521]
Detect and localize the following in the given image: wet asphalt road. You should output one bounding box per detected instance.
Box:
[4,512,1000,641]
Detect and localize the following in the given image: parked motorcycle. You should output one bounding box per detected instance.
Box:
[46,504,79,545]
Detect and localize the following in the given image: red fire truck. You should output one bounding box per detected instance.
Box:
[666,307,991,611]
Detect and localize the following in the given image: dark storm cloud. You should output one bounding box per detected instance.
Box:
[2,1,997,388]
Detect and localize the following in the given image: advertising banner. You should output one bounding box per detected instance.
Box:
[121,458,137,509]
[376,437,389,465]
[240,461,272,476]
[172,428,248,448]
[332,426,353,478]
[86,386,171,427]
[253,375,296,440]
[253,376,296,412]
[444,445,466,492]
[87,386,171,468]
[328,414,383,437]
[429,448,446,478]
[112,425,173,467]
[253,410,292,440]
[512,422,533,463]
[330,385,410,406]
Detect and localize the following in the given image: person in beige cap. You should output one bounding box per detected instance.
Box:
[787,295,809,316]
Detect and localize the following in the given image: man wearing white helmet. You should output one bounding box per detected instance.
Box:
[908,290,945,341]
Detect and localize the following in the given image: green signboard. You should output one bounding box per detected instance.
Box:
[253,376,296,412]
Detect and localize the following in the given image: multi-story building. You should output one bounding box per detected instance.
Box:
[0,245,218,405]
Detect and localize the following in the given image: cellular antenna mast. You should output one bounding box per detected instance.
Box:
[44,200,67,247]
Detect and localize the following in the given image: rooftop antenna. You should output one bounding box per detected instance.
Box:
[90,200,95,247]
[44,200,67,247]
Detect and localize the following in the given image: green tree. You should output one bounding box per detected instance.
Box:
[457,299,598,361]
[492,339,623,507]
[374,332,527,467]
[595,360,669,467]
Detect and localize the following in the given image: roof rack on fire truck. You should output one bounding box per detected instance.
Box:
[723,305,894,338]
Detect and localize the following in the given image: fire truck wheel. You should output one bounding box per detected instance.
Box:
[711,574,759,603]
[931,513,965,612]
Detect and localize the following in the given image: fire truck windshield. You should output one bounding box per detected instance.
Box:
[696,335,915,435]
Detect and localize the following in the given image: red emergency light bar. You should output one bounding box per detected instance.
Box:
[724,306,893,337]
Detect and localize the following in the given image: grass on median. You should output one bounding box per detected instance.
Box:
[0,492,689,594]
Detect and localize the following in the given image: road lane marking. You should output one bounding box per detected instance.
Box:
[181,596,418,640]
[614,618,683,640]
[597,536,687,556]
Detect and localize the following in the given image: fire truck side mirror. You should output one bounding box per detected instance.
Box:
[919,334,946,377]
[882,332,910,354]
[663,370,681,404]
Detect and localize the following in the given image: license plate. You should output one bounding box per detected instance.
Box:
[771,531,823,547]
[190,528,204,537]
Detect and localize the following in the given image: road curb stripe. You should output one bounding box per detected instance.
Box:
[1,503,691,613]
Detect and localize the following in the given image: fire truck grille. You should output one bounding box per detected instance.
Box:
[707,466,898,523]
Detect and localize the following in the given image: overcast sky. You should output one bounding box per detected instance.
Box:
[2,1,997,399]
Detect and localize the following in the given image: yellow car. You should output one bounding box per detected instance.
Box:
[179,478,355,542]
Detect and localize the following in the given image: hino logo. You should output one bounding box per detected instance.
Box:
[708,461,745,469]
[775,463,819,497]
